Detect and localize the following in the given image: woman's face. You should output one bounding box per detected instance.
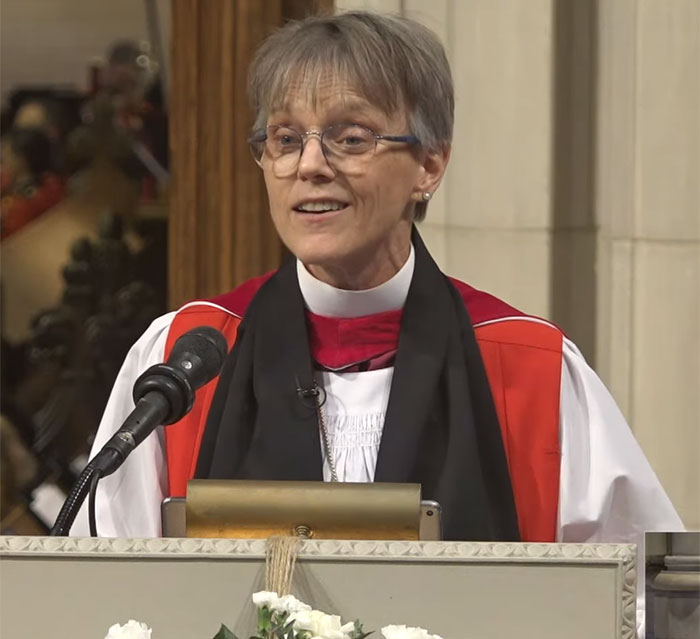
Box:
[262,79,448,290]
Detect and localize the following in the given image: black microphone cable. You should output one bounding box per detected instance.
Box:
[88,467,102,537]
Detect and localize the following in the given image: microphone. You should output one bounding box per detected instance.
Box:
[91,325,229,477]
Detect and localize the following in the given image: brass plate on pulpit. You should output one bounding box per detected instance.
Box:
[184,480,421,540]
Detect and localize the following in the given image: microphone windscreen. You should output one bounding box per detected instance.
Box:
[167,326,229,389]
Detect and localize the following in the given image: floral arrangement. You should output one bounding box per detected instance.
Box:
[104,591,444,639]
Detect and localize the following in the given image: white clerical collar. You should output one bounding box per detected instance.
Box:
[297,245,415,318]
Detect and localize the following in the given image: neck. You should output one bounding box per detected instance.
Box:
[304,224,412,290]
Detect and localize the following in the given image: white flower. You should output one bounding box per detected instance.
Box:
[381,624,444,639]
[276,593,313,614]
[252,590,282,609]
[293,609,355,639]
[252,590,312,615]
[104,620,152,639]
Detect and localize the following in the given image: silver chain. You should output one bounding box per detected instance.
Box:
[314,382,339,482]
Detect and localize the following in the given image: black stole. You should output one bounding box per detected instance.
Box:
[195,229,520,541]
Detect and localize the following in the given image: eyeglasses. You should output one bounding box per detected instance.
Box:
[247,122,420,177]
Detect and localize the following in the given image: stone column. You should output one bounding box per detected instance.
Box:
[595,0,700,528]
[651,533,700,639]
[408,0,559,324]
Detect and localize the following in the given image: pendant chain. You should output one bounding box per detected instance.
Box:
[314,382,339,482]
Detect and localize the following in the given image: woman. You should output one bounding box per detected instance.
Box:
[72,9,679,557]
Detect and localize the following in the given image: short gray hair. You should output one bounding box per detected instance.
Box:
[248,11,454,221]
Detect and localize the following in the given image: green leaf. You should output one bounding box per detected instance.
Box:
[270,609,289,631]
[280,619,295,635]
[211,623,240,639]
[257,606,273,632]
[350,620,374,639]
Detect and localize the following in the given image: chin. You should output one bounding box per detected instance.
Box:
[284,234,354,268]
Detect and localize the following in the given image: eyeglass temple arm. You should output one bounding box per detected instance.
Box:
[377,134,420,144]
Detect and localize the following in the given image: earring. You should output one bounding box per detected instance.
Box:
[422,192,432,202]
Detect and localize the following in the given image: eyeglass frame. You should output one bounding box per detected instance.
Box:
[247,122,421,174]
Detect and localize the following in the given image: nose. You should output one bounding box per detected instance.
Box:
[297,134,335,180]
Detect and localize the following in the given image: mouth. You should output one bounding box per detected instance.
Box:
[292,200,350,215]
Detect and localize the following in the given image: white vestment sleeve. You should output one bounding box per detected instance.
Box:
[70,312,177,538]
[557,337,684,636]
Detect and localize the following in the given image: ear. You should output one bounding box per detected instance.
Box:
[412,144,451,202]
